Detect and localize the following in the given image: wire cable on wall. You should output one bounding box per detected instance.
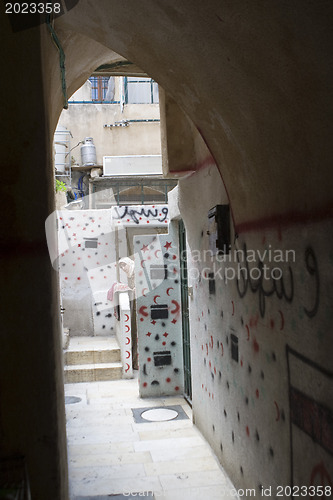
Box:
[65,141,83,158]
[46,14,68,109]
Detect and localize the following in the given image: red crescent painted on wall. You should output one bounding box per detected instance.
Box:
[232,301,235,316]
[125,337,130,345]
[310,462,333,487]
[278,310,284,330]
[209,336,214,349]
[274,401,280,422]
[246,324,250,341]
[125,363,130,372]
[166,287,174,296]
[171,300,180,315]
[125,325,130,332]
[126,351,131,359]
[124,313,129,322]
[153,295,160,304]
[142,288,148,297]
[154,249,161,257]
[141,259,146,268]
[138,306,148,317]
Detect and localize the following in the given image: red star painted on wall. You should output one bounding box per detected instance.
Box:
[164,241,172,250]
[146,332,152,337]
[171,319,177,324]
[141,244,149,253]
[163,332,169,338]
[151,320,156,325]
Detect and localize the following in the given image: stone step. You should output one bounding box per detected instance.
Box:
[64,362,123,384]
[65,348,120,365]
[64,336,121,365]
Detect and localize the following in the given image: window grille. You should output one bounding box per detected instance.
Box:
[124,77,159,104]
[89,76,111,102]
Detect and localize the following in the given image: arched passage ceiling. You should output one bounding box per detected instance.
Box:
[51,0,333,228]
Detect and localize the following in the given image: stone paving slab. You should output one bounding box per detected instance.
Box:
[66,376,239,499]
[73,495,154,500]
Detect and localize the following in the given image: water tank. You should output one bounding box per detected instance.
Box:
[81,137,97,167]
[54,125,69,173]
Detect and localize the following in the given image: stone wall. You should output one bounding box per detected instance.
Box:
[58,101,161,167]
[174,164,333,494]
[134,222,184,397]
[55,205,170,340]
[57,209,117,336]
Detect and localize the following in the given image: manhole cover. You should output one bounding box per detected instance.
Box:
[65,396,82,405]
[132,405,189,423]
[141,408,179,422]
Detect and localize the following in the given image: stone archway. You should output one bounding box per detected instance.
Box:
[1,2,333,499]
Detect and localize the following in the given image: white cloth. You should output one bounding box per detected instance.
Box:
[119,257,135,278]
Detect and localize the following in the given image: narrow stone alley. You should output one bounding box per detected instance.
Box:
[65,375,240,500]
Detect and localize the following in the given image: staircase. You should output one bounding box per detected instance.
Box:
[64,336,122,383]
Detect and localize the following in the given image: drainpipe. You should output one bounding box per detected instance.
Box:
[120,77,125,113]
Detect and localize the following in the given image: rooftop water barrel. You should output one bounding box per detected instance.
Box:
[81,137,97,167]
[54,125,69,173]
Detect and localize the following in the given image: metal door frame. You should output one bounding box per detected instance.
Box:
[179,219,192,403]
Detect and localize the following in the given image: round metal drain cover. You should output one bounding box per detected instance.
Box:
[65,396,82,405]
[141,408,179,422]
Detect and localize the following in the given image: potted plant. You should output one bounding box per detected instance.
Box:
[55,179,67,209]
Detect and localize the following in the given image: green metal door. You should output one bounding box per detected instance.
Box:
[179,219,192,401]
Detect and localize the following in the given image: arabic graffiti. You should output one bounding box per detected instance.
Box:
[236,244,319,319]
[113,206,169,224]
[236,243,294,318]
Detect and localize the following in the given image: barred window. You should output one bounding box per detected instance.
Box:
[124,77,159,104]
[89,77,113,102]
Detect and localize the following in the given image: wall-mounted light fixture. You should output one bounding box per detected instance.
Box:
[207,205,230,255]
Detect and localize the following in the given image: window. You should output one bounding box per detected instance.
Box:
[89,77,113,102]
[84,238,98,249]
[124,77,159,104]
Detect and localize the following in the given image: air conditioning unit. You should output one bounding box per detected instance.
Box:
[103,155,162,176]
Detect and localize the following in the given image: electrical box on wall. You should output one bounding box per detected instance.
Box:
[208,205,230,255]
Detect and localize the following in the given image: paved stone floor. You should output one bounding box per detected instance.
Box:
[65,375,239,500]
